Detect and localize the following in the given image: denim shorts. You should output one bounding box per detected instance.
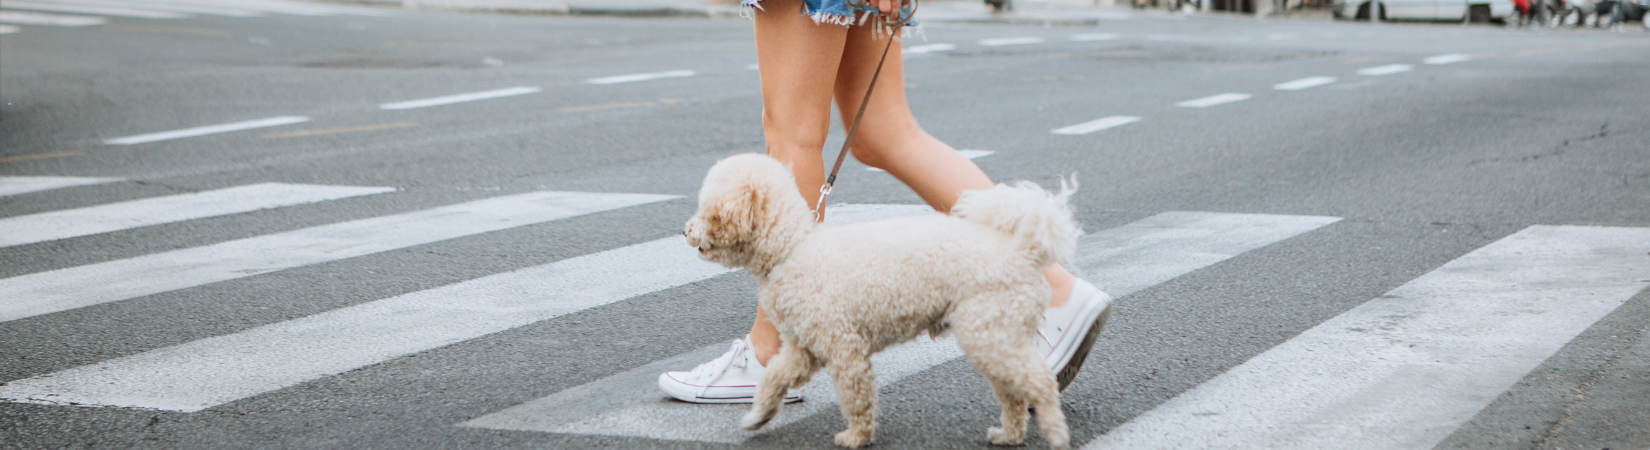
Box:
[742,0,917,26]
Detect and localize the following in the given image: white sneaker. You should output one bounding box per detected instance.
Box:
[1034,279,1114,391]
[658,337,803,404]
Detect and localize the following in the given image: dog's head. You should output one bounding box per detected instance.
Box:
[685,154,811,271]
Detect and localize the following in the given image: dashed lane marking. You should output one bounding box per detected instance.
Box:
[0,183,393,248]
[903,43,956,55]
[1424,53,1472,65]
[1357,63,1414,76]
[1083,225,1650,450]
[978,36,1046,46]
[1052,115,1141,135]
[0,191,677,324]
[104,116,309,145]
[378,87,541,111]
[47,0,262,16]
[584,70,696,85]
[0,10,106,26]
[0,1,186,18]
[0,176,121,197]
[1273,76,1338,91]
[1175,93,1252,108]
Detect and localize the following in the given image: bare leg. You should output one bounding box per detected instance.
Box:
[746,0,1079,367]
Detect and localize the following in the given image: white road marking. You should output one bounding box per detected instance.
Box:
[0,204,921,412]
[1357,63,1414,76]
[0,191,677,323]
[0,183,393,248]
[903,43,956,55]
[378,86,541,110]
[0,0,185,18]
[1174,93,1252,108]
[0,176,122,197]
[1272,76,1338,91]
[0,9,107,25]
[1069,33,1120,41]
[463,212,1343,444]
[1082,225,1650,450]
[978,37,1045,46]
[46,0,262,16]
[1265,32,1300,41]
[0,24,18,32]
[584,70,696,85]
[104,116,309,145]
[1424,53,1472,65]
[867,150,992,172]
[1051,115,1141,135]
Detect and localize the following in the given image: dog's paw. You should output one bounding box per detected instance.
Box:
[833,428,873,448]
[740,410,774,431]
[987,426,1025,446]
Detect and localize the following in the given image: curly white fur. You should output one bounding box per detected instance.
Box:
[684,153,1076,450]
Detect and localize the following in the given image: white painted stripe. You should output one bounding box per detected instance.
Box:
[1069,33,1120,41]
[144,0,389,16]
[1051,115,1141,135]
[0,9,106,25]
[377,86,541,111]
[584,70,696,85]
[1082,225,1650,450]
[1174,93,1252,108]
[0,24,18,32]
[1272,76,1337,91]
[0,204,922,412]
[1357,63,1414,76]
[0,191,677,323]
[978,36,1046,46]
[868,150,992,172]
[903,43,955,55]
[0,183,393,247]
[0,176,122,197]
[103,116,309,145]
[45,0,261,16]
[463,212,1343,443]
[1424,53,1472,65]
[0,1,185,18]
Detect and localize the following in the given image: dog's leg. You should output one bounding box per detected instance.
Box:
[827,339,877,448]
[954,300,1070,450]
[743,341,818,430]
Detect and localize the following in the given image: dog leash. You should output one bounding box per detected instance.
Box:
[814,0,918,222]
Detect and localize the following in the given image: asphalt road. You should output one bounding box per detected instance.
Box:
[2,2,1649,449]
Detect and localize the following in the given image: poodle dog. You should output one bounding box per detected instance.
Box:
[683,153,1080,449]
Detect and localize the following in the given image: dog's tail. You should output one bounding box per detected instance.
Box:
[950,177,1081,268]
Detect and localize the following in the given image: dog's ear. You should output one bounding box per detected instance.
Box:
[704,176,767,246]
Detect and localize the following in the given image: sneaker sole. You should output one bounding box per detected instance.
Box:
[1055,302,1112,391]
[668,395,805,405]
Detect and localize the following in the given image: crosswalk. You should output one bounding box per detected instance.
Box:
[0,0,386,34]
[1,175,1646,448]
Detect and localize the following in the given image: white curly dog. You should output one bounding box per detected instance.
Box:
[683,153,1081,449]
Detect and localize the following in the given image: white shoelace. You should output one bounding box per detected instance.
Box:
[689,339,751,399]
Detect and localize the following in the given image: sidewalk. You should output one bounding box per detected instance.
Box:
[317,0,1143,25]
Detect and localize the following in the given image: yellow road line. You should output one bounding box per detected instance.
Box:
[0,151,83,164]
[261,122,418,139]
[560,98,685,113]
[102,24,232,37]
